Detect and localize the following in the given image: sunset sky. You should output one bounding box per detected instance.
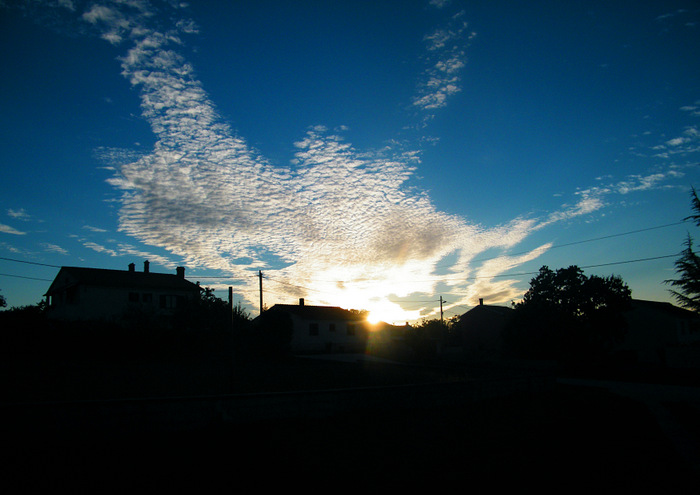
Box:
[1,0,699,324]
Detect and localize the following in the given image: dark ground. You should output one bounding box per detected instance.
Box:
[3,353,699,493]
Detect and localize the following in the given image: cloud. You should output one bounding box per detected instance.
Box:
[94,3,542,315]
[71,1,599,317]
[429,0,451,9]
[0,224,26,236]
[7,209,30,220]
[42,243,69,255]
[413,11,475,112]
[83,225,108,233]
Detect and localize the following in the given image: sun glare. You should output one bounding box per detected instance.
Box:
[367,312,383,324]
[364,300,420,326]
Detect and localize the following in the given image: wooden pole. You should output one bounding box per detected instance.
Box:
[258,270,263,315]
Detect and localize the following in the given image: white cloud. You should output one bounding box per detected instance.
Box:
[82,225,108,233]
[7,209,30,220]
[0,224,27,235]
[42,243,69,255]
[413,11,475,112]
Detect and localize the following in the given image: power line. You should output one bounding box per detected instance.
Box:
[469,220,689,264]
[0,257,61,268]
[463,253,680,281]
[0,273,54,282]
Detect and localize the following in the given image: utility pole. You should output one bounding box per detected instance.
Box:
[439,296,444,323]
[228,286,233,329]
[258,270,264,315]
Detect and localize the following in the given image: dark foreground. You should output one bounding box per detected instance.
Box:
[3,381,698,493]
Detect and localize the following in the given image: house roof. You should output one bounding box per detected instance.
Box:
[46,266,201,295]
[265,303,367,322]
[460,304,513,318]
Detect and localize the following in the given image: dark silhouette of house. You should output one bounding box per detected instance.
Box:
[453,298,514,361]
[263,299,369,353]
[45,261,201,321]
[618,299,700,367]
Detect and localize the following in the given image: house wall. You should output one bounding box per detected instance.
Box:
[49,285,195,321]
[288,314,367,353]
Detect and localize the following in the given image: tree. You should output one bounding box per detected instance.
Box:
[0,290,6,309]
[405,318,449,361]
[503,265,632,362]
[666,187,700,312]
[248,309,294,359]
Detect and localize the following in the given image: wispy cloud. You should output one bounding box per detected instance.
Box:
[82,225,108,233]
[7,209,31,221]
[42,243,68,255]
[413,10,475,113]
[0,223,26,236]
[429,0,451,9]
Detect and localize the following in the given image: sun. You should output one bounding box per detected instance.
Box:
[364,301,419,326]
[367,311,383,324]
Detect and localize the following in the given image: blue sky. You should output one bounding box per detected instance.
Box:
[1,0,699,324]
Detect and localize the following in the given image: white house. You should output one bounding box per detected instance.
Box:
[263,299,369,353]
[45,261,202,321]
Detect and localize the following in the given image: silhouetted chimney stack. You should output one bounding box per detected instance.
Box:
[299,298,304,306]
[176,267,185,279]
[144,260,150,273]
[128,263,135,273]
[479,298,484,306]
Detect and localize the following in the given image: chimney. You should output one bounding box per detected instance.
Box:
[176,267,185,279]
[479,298,484,306]
[144,260,150,273]
[299,298,305,306]
[128,263,135,273]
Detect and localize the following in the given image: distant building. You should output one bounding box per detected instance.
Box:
[261,299,369,353]
[45,261,201,321]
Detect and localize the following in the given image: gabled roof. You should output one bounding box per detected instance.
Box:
[266,303,366,322]
[46,266,201,295]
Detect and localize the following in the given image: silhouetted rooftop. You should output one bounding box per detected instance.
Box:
[46,266,200,295]
[266,303,366,321]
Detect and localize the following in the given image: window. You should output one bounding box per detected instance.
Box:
[128,292,140,303]
[142,293,153,303]
[159,295,183,309]
[347,324,356,336]
[309,323,319,336]
[329,323,336,332]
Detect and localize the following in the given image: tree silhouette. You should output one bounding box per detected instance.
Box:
[503,265,631,362]
[0,290,6,308]
[666,187,700,312]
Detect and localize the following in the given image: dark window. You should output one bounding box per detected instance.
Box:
[309,323,319,336]
[142,293,153,303]
[160,294,186,309]
[347,324,356,336]
[129,292,140,303]
[329,323,336,332]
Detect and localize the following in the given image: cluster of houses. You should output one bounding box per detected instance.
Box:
[44,262,700,367]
